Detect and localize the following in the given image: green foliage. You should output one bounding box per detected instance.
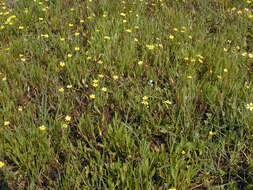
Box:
[0,0,253,189]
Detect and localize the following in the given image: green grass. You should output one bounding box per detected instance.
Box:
[0,0,253,189]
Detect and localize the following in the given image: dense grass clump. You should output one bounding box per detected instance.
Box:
[0,0,253,189]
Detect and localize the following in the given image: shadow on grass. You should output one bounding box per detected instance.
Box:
[0,170,10,190]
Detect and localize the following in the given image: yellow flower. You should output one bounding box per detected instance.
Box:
[18,26,24,30]
[126,29,132,33]
[135,26,139,29]
[69,23,73,27]
[66,85,72,89]
[39,125,46,131]
[65,115,71,121]
[18,106,23,112]
[59,61,65,67]
[217,75,222,79]
[209,131,215,136]
[2,77,6,81]
[169,34,174,39]
[62,124,68,129]
[143,96,148,101]
[141,100,149,105]
[224,68,228,72]
[41,34,49,38]
[146,44,155,50]
[120,12,126,17]
[92,83,98,87]
[80,19,84,23]
[39,17,43,21]
[60,38,65,41]
[75,47,80,51]
[187,75,192,79]
[113,75,119,80]
[248,53,253,58]
[59,88,64,92]
[0,161,5,168]
[67,54,72,58]
[74,32,80,36]
[246,103,253,111]
[138,61,143,65]
[198,59,203,63]
[98,60,103,64]
[134,38,138,42]
[181,150,186,155]
[188,35,192,39]
[223,48,228,52]
[101,87,107,92]
[98,74,104,78]
[123,19,127,23]
[4,121,10,126]
[242,52,248,57]
[164,100,172,105]
[104,36,110,40]
[90,94,95,99]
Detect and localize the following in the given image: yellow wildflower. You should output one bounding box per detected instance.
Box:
[169,34,174,39]
[4,121,10,126]
[0,161,5,168]
[138,61,143,65]
[146,44,155,50]
[90,94,95,99]
[18,106,23,112]
[164,100,172,105]
[74,32,80,36]
[113,75,119,80]
[59,88,64,92]
[209,131,215,136]
[66,85,72,89]
[101,87,107,92]
[39,125,46,131]
[65,115,71,121]
[246,103,253,111]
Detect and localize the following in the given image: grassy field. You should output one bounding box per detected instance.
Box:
[0,0,253,189]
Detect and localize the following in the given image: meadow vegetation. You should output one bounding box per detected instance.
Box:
[0,0,253,189]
